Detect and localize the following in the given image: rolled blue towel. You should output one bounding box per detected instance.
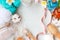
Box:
[47,0,58,12]
[0,0,21,15]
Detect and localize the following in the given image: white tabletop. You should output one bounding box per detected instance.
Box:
[17,3,51,36]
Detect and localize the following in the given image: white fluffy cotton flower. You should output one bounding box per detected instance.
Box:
[0,5,12,28]
[12,14,21,23]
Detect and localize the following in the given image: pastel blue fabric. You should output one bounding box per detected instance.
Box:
[47,0,58,11]
[0,0,21,15]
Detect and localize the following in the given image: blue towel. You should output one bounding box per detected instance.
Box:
[47,0,58,11]
[0,0,21,15]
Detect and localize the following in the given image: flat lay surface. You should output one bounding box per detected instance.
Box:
[0,0,60,40]
[7,3,51,40]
